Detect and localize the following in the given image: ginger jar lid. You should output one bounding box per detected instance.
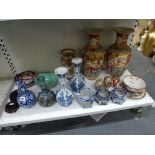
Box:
[72,57,82,64]
[55,67,68,75]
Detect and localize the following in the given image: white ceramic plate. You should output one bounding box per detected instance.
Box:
[123,75,146,90]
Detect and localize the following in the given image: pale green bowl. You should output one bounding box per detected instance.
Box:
[35,72,58,89]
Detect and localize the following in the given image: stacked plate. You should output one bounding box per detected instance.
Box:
[123,75,146,99]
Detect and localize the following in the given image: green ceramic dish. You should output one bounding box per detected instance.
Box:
[35,72,58,89]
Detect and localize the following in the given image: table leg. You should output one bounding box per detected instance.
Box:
[90,113,107,122]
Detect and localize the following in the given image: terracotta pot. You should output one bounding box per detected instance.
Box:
[107,27,134,77]
[82,28,106,80]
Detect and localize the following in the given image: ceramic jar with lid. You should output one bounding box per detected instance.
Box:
[70,57,85,93]
[107,27,134,78]
[55,67,73,107]
[82,28,106,80]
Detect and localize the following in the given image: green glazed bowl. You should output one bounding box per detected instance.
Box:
[35,72,58,89]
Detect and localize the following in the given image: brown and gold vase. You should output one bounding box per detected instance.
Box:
[82,28,106,80]
[60,48,76,79]
[107,27,134,78]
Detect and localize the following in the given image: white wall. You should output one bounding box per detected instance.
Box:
[0,19,135,78]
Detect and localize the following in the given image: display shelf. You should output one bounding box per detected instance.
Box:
[0,70,154,128]
[0,79,14,118]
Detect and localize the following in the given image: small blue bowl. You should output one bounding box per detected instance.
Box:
[111,88,127,104]
[77,88,94,108]
[94,89,111,105]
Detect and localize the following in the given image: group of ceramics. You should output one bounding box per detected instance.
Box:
[5,27,147,114]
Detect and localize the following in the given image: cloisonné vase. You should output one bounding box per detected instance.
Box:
[55,67,73,107]
[70,57,85,93]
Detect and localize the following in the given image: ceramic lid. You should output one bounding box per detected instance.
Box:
[72,57,82,64]
[55,67,68,75]
[114,27,134,34]
[123,75,146,90]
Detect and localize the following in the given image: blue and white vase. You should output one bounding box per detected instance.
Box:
[70,57,85,93]
[111,88,127,104]
[16,80,36,108]
[55,67,73,107]
[94,88,111,105]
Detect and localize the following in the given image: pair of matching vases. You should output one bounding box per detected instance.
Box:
[55,57,85,107]
[82,27,134,80]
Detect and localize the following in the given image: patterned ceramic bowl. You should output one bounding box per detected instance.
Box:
[111,88,127,104]
[15,71,37,88]
[123,75,146,93]
[77,88,94,108]
[94,88,111,105]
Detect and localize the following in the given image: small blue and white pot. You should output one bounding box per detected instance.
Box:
[111,88,127,104]
[94,88,111,105]
[77,88,94,108]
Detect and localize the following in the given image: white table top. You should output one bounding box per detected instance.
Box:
[0,70,154,127]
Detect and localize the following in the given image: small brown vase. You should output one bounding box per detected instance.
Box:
[82,28,106,80]
[107,27,134,78]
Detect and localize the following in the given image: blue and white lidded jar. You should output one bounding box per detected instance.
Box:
[16,80,36,108]
[77,88,94,108]
[94,88,111,105]
[111,87,127,104]
[70,57,85,93]
[55,67,73,107]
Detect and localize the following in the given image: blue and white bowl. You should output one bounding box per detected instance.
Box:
[77,88,94,108]
[94,89,111,105]
[111,88,127,104]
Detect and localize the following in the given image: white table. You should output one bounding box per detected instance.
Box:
[0,70,155,128]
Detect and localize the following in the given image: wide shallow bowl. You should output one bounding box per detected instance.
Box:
[123,75,146,93]
[111,88,127,104]
[77,88,94,108]
[94,88,111,105]
[35,72,58,89]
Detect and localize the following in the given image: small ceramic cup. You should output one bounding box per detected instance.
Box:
[94,88,111,105]
[77,88,94,108]
[111,88,127,104]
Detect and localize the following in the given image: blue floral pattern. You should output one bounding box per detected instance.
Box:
[16,80,36,108]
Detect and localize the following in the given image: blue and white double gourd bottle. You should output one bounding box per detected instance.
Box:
[70,57,85,93]
[55,67,73,107]
[16,80,36,108]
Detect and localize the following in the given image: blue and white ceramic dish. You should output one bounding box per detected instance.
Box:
[111,88,127,104]
[55,67,73,107]
[16,80,36,108]
[94,88,111,105]
[70,57,85,93]
[77,88,94,108]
